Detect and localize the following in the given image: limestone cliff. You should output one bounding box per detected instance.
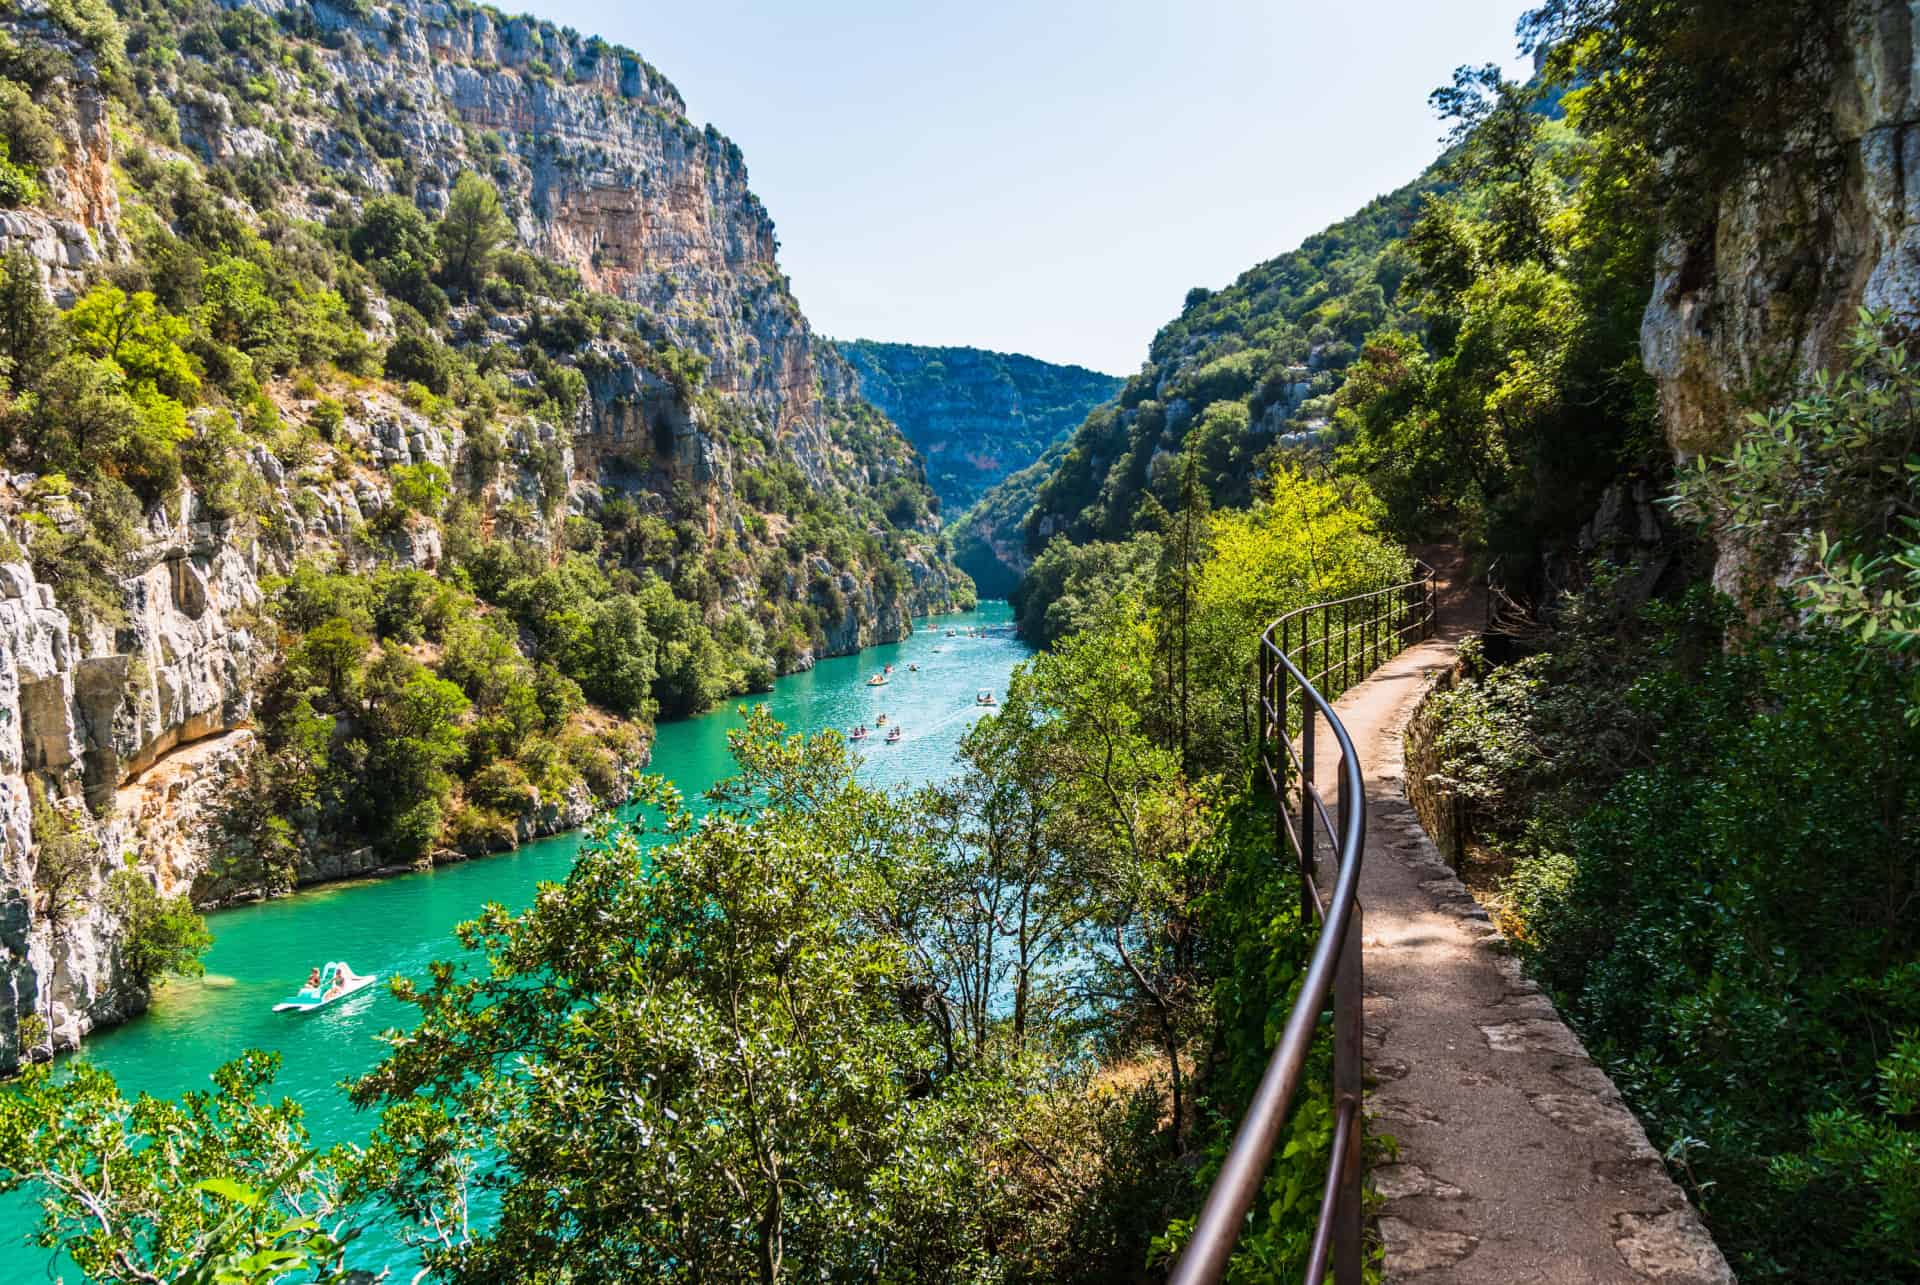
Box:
[0,0,965,1067]
[1641,0,1917,594]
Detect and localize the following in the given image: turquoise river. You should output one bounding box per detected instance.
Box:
[1,600,1028,1279]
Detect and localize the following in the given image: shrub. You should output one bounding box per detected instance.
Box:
[384,330,454,394]
[1432,589,1920,1281]
[106,863,211,985]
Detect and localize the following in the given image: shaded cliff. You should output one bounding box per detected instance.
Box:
[1638,0,1899,597]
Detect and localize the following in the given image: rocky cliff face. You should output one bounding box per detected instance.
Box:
[1641,0,1916,594]
[0,0,965,1066]
[0,526,259,1065]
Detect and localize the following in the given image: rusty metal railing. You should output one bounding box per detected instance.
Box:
[1169,561,1436,1285]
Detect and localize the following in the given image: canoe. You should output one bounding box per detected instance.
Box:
[273,971,378,1013]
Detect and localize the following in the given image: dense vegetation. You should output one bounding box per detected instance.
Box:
[0,0,961,952]
[0,467,1411,1281]
[4,0,1911,1281]
[984,0,1911,1277]
[1389,2,1916,1280]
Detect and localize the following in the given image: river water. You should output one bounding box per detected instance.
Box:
[0,601,1028,1278]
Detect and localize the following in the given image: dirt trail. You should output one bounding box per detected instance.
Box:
[1312,548,1731,1283]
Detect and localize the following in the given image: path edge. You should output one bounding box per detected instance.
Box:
[1361,657,1737,1284]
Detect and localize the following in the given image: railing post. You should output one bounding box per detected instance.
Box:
[1299,694,1316,926]
[1367,594,1376,676]
[1340,597,1351,695]
[1322,604,1332,696]
[1332,753,1365,1285]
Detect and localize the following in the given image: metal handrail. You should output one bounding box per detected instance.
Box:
[1170,561,1437,1285]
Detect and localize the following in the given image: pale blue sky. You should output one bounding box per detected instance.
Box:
[526,1,1535,374]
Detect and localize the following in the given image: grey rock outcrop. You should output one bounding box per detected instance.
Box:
[1641,0,1920,593]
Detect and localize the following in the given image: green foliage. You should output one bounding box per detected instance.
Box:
[1011,532,1157,647]
[0,1052,363,1284]
[1520,0,1841,239]
[0,138,42,207]
[1430,590,1920,1280]
[383,326,455,394]
[348,194,446,320]
[387,461,449,520]
[66,285,201,402]
[1333,64,1659,556]
[0,249,57,388]
[107,863,212,985]
[434,171,511,296]
[233,562,647,876]
[1675,313,1920,677]
[352,712,1035,1282]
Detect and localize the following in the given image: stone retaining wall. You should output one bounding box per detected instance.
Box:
[1402,661,1466,870]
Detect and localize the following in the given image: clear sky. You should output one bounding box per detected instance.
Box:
[523,1,1536,375]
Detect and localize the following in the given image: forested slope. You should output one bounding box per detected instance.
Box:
[835,340,1120,515]
[0,0,966,1068]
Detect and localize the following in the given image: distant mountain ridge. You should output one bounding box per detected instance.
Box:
[835,341,1122,518]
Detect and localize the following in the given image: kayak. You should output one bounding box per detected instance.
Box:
[273,964,377,1013]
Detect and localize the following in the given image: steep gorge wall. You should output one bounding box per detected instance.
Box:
[0,0,963,1066]
[1642,0,1920,593]
[835,341,1122,514]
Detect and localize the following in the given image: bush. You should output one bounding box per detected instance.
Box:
[106,864,211,985]
[1432,589,1920,1281]
[447,802,516,855]
[465,760,535,816]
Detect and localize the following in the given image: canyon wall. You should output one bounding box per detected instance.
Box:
[1641,0,1920,594]
[0,0,963,1066]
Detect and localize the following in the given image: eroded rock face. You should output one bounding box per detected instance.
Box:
[0,493,269,1067]
[1642,0,1920,593]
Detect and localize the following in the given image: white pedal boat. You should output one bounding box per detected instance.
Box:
[273,962,377,1013]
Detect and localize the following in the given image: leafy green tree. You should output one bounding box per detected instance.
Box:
[65,285,201,402]
[0,1052,365,1284]
[107,864,212,985]
[0,248,58,390]
[435,172,512,296]
[348,194,447,320]
[347,194,433,269]
[352,711,1031,1283]
[914,681,1087,1061]
[1520,0,1839,236]
[13,356,187,502]
[196,255,285,363]
[358,649,470,858]
[285,616,368,708]
[387,461,450,520]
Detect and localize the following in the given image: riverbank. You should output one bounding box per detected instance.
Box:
[193,608,987,912]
